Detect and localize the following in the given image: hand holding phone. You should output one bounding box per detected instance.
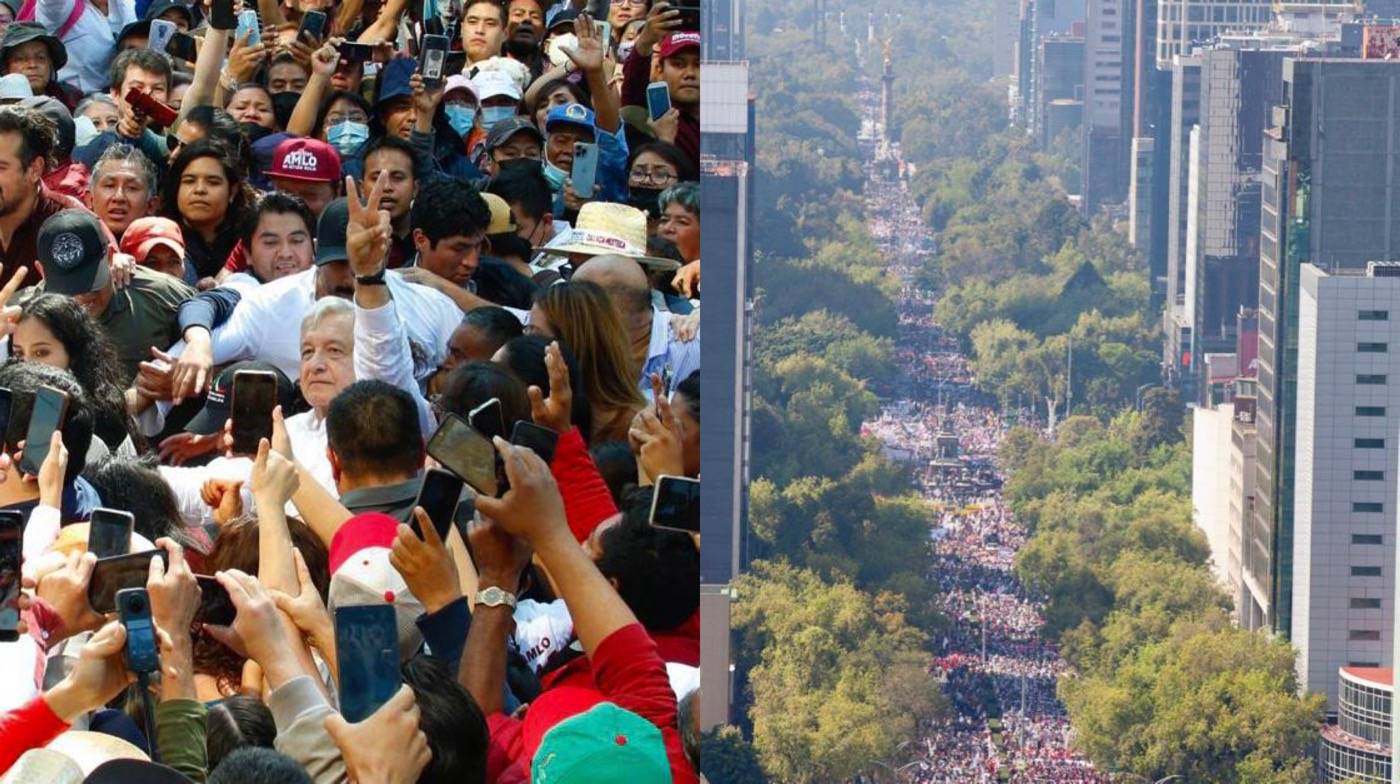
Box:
[125,87,179,128]
[298,9,327,43]
[149,18,177,53]
[230,370,277,456]
[427,414,499,497]
[236,9,261,45]
[116,588,160,673]
[419,33,449,88]
[335,604,401,723]
[411,468,463,542]
[89,550,169,614]
[510,421,558,465]
[166,31,199,62]
[209,0,237,31]
[195,575,237,627]
[0,512,21,642]
[88,508,134,559]
[20,385,68,477]
[646,82,671,122]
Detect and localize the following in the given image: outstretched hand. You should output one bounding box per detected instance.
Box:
[344,172,392,277]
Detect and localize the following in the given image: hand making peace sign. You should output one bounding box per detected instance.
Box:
[344,172,393,277]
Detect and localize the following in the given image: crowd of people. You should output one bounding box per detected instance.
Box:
[0,0,704,781]
[860,120,1108,784]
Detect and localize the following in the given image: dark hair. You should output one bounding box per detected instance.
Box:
[0,107,53,169]
[312,90,373,138]
[626,140,698,184]
[17,294,142,452]
[326,380,424,479]
[160,139,255,229]
[411,177,491,245]
[673,369,698,423]
[463,306,523,349]
[209,747,313,784]
[597,486,699,631]
[199,516,329,691]
[487,161,551,223]
[529,77,587,118]
[363,135,419,179]
[678,690,699,766]
[225,82,273,112]
[647,236,686,267]
[269,50,308,74]
[93,143,159,197]
[589,441,636,507]
[402,655,488,784]
[438,361,530,431]
[494,336,591,440]
[183,105,253,170]
[242,191,315,251]
[206,696,276,772]
[109,48,174,93]
[82,456,183,543]
[465,0,507,24]
[0,360,92,483]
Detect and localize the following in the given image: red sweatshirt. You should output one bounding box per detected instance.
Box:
[0,695,70,774]
[549,426,619,543]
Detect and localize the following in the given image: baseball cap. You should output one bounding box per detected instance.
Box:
[658,32,700,59]
[328,512,426,661]
[183,361,295,436]
[0,73,31,102]
[530,702,671,783]
[471,69,522,102]
[544,103,595,134]
[119,217,185,264]
[85,760,194,784]
[481,192,517,235]
[545,7,577,31]
[268,137,342,184]
[314,198,350,265]
[444,74,478,104]
[142,0,193,25]
[38,209,110,296]
[485,116,544,153]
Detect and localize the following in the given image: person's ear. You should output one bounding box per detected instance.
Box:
[327,448,341,481]
[412,227,429,252]
[34,260,43,277]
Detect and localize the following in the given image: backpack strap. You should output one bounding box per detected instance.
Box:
[16,0,85,39]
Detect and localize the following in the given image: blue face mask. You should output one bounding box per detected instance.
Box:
[480,106,517,130]
[542,159,568,191]
[445,105,476,138]
[326,121,369,157]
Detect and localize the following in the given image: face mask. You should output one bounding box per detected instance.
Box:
[505,33,538,60]
[542,159,568,191]
[271,92,300,129]
[627,186,663,218]
[445,104,476,137]
[327,121,370,157]
[240,121,272,144]
[480,105,516,130]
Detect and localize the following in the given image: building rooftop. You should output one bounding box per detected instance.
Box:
[1342,666,1392,688]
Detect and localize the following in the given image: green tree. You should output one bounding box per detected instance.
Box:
[701,725,768,784]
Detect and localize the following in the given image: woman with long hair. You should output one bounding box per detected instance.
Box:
[12,294,144,454]
[160,140,257,285]
[528,281,646,444]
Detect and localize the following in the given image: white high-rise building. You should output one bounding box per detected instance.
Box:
[1293,263,1400,710]
[1154,0,1272,68]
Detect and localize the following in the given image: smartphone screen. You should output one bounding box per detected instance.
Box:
[646,82,671,122]
[231,370,277,456]
[116,588,160,673]
[571,143,598,199]
[412,468,463,541]
[673,0,700,31]
[467,398,506,441]
[210,0,236,31]
[335,604,401,723]
[167,31,199,62]
[88,550,169,615]
[20,385,68,476]
[510,421,559,465]
[427,414,499,497]
[299,9,327,43]
[420,33,449,86]
[88,508,134,559]
[339,41,374,65]
[236,9,261,44]
[649,475,700,533]
[195,575,237,627]
[0,512,21,642]
[0,387,14,454]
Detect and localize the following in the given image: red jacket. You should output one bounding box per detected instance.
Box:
[0,695,70,774]
[549,426,618,543]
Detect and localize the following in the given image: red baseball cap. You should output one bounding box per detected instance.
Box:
[268,137,342,184]
[119,216,185,262]
[658,32,700,59]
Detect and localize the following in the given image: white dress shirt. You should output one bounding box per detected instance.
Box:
[354,297,436,437]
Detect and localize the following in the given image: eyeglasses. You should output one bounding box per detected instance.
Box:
[612,0,647,5]
[630,167,677,186]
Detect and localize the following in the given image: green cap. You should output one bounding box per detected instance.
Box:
[530,702,671,784]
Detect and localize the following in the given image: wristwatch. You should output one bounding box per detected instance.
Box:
[475,586,517,610]
[355,268,387,286]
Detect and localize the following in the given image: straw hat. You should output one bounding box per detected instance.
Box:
[482,192,518,235]
[534,202,680,272]
[45,732,148,776]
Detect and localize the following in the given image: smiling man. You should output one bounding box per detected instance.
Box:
[225,192,316,293]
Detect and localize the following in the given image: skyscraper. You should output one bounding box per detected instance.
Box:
[1163,53,1202,392]
[1252,58,1400,638]
[1082,0,1137,214]
[1292,263,1400,708]
[1154,0,1272,68]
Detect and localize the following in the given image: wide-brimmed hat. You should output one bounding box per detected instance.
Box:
[0,23,65,71]
[534,202,680,272]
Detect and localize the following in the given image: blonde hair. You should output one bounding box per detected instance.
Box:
[535,280,645,436]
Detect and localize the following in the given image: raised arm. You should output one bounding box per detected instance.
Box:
[178,27,232,124]
[355,0,408,45]
[289,40,339,138]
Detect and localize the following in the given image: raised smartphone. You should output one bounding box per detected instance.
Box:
[195,575,237,627]
[510,420,558,465]
[230,370,277,456]
[88,508,134,559]
[571,142,598,199]
[649,475,700,534]
[411,468,463,542]
[89,550,169,615]
[116,588,160,673]
[149,18,177,53]
[19,385,68,477]
[334,604,401,723]
[646,81,671,122]
[298,9,327,43]
[426,413,499,497]
[467,397,506,442]
[419,33,449,88]
[0,512,21,642]
[236,9,261,45]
